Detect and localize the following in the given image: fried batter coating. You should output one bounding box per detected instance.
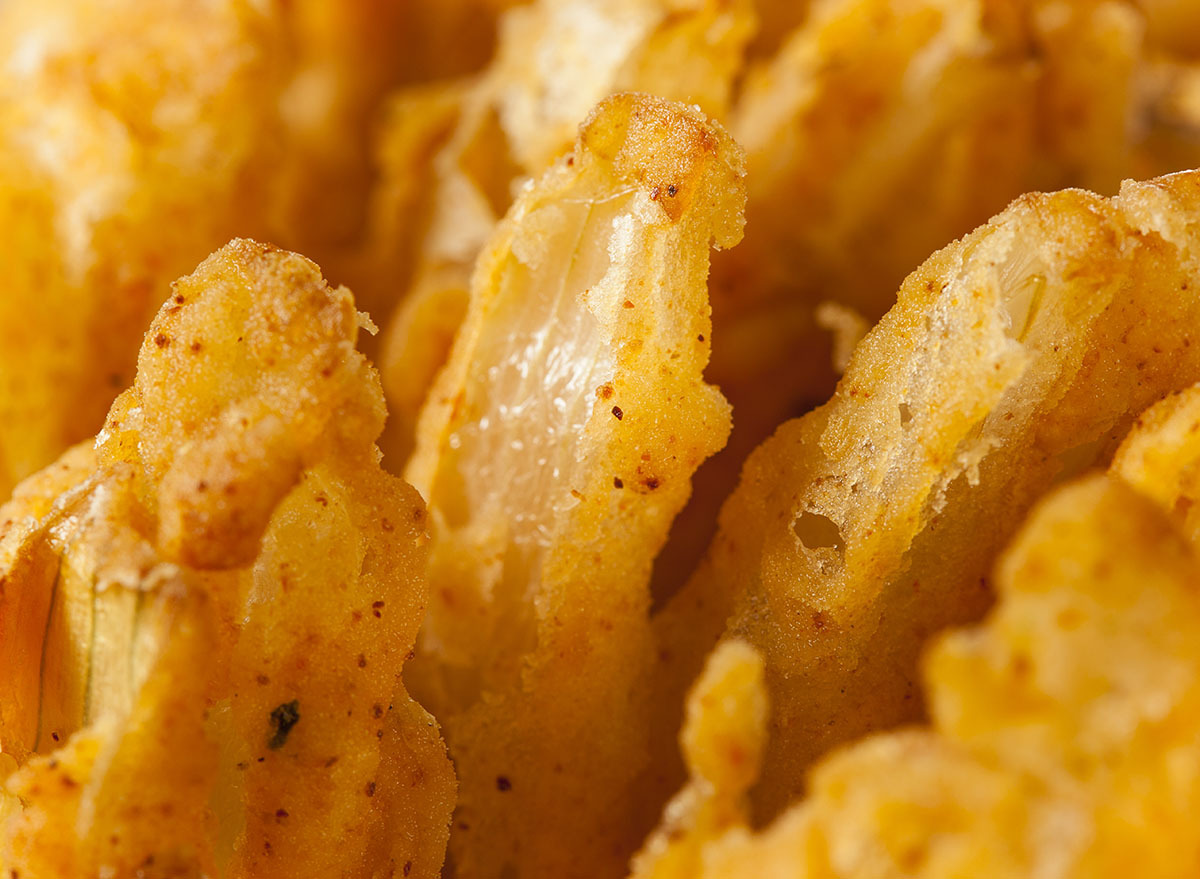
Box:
[370,0,755,465]
[0,0,294,502]
[630,640,767,879]
[1111,384,1200,542]
[349,81,469,324]
[0,0,522,503]
[723,0,1197,377]
[656,170,1200,821]
[638,474,1200,877]
[405,93,745,878]
[0,241,454,878]
[488,0,752,174]
[654,0,1200,603]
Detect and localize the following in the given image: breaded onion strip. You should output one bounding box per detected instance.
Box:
[0,241,454,879]
[659,170,1200,817]
[407,93,745,878]
[641,469,1200,876]
[372,0,755,464]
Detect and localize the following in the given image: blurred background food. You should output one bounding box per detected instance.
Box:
[2,0,1200,877]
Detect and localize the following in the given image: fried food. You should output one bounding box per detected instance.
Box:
[630,640,767,879]
[348,80,469,325]
[0,240,454,878]
[370,0,755,465]
[745,0,813,59]
[0,0,522,506]
[637,473,1200,877]
[0,0,289,503]
[272,0,521,260]
[5,0,1200,874]
[273,0,414,252]
[1110,384,1200,542]
[652,0,1200,603]
[721,0,1192,381]
[655,169,1200,821]
[404,93,745,878]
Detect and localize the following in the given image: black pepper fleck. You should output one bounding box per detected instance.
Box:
[267,700,300,749]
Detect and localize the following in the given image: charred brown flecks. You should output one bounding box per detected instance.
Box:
[267,700,301,749]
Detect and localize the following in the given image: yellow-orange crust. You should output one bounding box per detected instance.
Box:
[0,241,454,879]
[639,469,1200,877]
[658,170,1200,819]
[373,0,755,467]
[653,0,1200,606]
[405,93,745,879]
[0,0,290,502]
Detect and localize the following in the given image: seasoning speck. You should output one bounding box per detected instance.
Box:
[267,700,300,749]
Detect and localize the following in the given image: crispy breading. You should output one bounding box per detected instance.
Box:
[630,640,766,879]
[1110,384,1200,542]
[656,170,1200,821]
[721,0,1192,372]
[652,0,1200,605]
[489,0,753,174]
[0,0,288,503]
[0,241,454,878]
[638,474,1200,877]
[0,0,520,505]
[371,0,755,466]
[405,93,745,878]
